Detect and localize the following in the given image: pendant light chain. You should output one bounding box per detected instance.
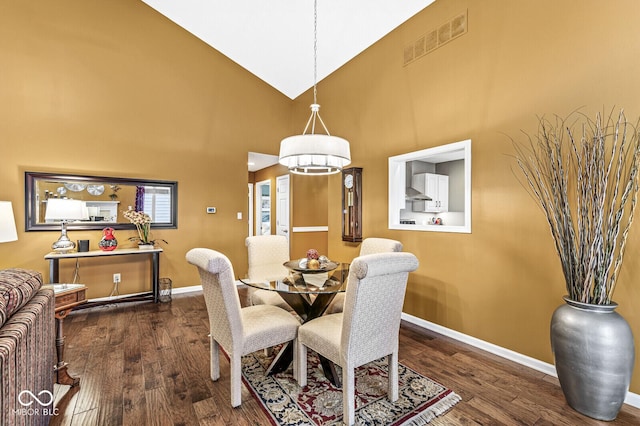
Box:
[313,0,318,106]
[277,0,351,175]
[310,0,331,136]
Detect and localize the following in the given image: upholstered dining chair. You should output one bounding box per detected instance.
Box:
[325,237,403,314]
[186,248,299,407]
[245,235,291,310]
[296,252,419,426]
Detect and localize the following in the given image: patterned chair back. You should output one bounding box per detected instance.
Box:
[340,252,418,367]
[186,248,243,353]
[245,235,290,280]
[359,237,403,256]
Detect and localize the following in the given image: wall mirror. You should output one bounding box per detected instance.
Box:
[388,139,471,233]
[25,171,178,231]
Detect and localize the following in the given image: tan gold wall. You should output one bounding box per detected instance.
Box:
[290,175,328,259]
[4,0,640,394]
[311,0,640,391]
[0,1,292,299]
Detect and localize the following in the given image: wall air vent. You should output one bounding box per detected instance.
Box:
[414,35,426,58]
[403,45,415,65]
[403,10,467,67]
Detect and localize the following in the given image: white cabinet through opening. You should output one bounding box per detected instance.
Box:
[412,173,449,212]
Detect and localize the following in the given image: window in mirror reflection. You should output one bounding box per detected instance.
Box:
[142,186,172,223]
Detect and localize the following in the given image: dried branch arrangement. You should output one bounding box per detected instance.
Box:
[513,109,640,304]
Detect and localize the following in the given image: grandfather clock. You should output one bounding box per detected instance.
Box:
[342,167,363,242]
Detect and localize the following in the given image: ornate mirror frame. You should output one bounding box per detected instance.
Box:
[25,171,178,231]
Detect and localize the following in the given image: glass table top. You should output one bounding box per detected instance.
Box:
[240,262,350,295]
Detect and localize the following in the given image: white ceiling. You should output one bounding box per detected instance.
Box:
[141,0,435,100]
[247,152,279,173]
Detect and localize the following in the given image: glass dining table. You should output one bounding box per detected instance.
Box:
[239,261,349,387]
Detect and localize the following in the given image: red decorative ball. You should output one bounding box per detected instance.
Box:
[306,249,319,260]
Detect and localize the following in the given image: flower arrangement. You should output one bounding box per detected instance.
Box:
[512,109,640,304]
[122,208,167,246]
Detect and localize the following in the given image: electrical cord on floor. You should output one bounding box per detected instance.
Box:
[110,280,120,297]
[72,258,80,284]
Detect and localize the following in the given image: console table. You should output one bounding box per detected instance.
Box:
[44,248,163,307]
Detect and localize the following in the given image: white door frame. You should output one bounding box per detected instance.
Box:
[247,183,253,237]
[276,175,290,241]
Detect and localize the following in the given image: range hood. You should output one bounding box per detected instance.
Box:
[405,186,432,201]
[405,161,432,201]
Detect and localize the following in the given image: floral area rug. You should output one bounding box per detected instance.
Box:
[241,349,461,425]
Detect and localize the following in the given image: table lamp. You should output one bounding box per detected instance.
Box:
[0,201,18,244]
[45,199,84,252]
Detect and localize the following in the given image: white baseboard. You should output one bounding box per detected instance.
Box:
[172,284,204,295]
[400,312,640,409]
[170,281,244,296]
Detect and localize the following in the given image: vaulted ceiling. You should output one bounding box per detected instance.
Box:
[141,0,435,100]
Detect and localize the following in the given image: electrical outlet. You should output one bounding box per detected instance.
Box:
[113,273,121,283]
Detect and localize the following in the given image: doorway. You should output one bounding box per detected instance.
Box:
[255,180,271,235]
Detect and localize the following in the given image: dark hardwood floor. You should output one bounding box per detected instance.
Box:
[51,289,640,425]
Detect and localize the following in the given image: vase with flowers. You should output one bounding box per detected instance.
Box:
[512,108,640,421]
[123,208,167,249]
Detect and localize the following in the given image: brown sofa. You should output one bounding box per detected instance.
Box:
[0,269,55,426]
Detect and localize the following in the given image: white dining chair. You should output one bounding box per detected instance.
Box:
[245,235,291,310]
[325,237,403,314]
[186,248,299,407]
[296,251,419,426]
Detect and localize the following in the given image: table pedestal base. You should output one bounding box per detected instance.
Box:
[265,292,342,387]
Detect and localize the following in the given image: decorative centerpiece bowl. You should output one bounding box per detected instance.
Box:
[284,248,337,273]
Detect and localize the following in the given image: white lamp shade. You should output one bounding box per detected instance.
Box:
[45,199,85,221]
[80,202,90,220]
[0,201,18,243]
[279,134,351,175]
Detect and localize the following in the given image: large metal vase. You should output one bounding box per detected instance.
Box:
[551,296,635,421]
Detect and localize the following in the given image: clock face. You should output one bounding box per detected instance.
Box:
[87,184,105,196]
[64,183,86,192]
[344,174,354,189]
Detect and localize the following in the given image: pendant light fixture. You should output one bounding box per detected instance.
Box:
[278,0,351,175]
